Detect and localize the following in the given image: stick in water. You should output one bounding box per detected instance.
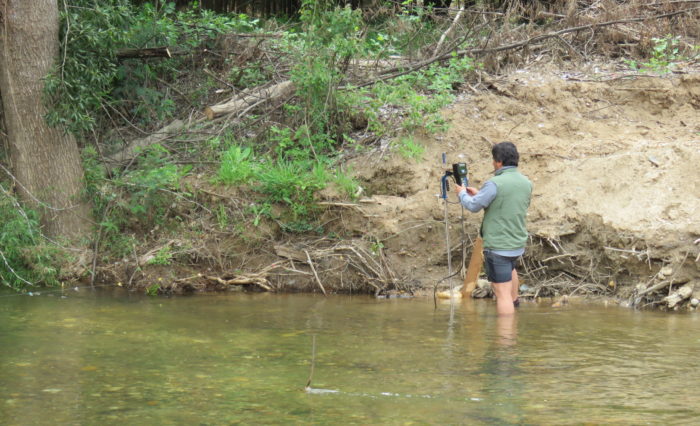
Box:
[305,335,316,389]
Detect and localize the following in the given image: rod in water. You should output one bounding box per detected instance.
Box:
[305,334,316,389]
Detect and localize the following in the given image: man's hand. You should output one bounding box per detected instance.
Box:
[453,185,478,196]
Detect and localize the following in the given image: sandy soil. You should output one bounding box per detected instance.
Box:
[343,70,700,300]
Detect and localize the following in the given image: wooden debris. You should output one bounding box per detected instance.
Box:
[274,245,307,262]
[663,283,694,309]
[178,261,287,292]
[203,80,294,120]
[305,250,327,296]
[552,295,569,308]
[106,119,186,167]
[203,274,272,292]
[116,46,172,59]
[273,240,399,295]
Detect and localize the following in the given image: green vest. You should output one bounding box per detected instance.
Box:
[481,167,532,250]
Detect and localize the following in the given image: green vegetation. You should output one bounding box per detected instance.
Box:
[3,0,480,289]
[395,136,425,161]
[217,144,257,185]
[0,187,63,290]
[205,1,476,231]
[145,282,161,296]
[82,144,191,259]
[45,0,254,135]
[625,34,685,74]
[333,169,361,200]
[147,246,173,266]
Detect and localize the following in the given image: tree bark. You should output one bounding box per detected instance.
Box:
[0,0,91,240]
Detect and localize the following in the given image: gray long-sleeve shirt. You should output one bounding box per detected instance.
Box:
[458,180,497,213]
[457,166,525,257]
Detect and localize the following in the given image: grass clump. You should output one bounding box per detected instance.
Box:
[218,144,257,185]
[0,187,64,290]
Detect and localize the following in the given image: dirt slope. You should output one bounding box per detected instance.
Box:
[343,71,700,303]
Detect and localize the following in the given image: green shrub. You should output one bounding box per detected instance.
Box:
[47,1,256,135]
[119,145,191,221]
[82,144,190,258]
[366,53,475,135]
[248,202,272,227]
[145,282,160,296]
[625,34,684,74]
[285,1,365,156]
[0,187,63,290]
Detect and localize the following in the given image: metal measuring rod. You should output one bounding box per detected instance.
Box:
[439,155,469,298]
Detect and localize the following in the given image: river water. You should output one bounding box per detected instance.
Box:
[1,288,699,424]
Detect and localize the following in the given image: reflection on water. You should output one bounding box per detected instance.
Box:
[1,288,699,424]
[496,314,517,347]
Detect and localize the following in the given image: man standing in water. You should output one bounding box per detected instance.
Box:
[453,142,532,315]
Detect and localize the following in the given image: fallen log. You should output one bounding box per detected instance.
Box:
[203,80,294,120]
[106,119,186,167]
[663,283,694,309]
[116,46,173,59]
[105,81,293,167]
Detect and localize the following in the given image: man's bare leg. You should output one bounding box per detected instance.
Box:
[492,281,515,315]
[496,313,517,346]
[511,269,520,303]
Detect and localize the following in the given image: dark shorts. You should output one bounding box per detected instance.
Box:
[484,250,520,284]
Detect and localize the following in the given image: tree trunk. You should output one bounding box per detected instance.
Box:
[0,0,91,240]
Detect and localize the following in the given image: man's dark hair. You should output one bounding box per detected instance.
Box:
[492,141,519,167]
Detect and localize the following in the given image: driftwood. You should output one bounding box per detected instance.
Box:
[106,80,292,167]
[203,273,273,291]
[274,240,400,295]
[171,240,399,295]
[203,80,294,120]
[196,261,286,292]
[167,261,286,293]
[663,283,694,309]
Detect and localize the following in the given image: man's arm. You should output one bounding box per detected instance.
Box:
[455,181,497,212]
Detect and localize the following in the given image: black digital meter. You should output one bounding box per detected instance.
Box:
[452,162,468,187]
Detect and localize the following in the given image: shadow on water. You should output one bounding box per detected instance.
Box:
[1,289,699,424]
